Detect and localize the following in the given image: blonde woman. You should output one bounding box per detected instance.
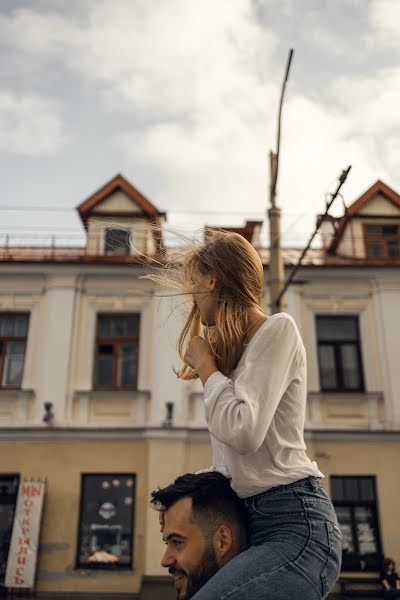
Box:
[153,231,342,599]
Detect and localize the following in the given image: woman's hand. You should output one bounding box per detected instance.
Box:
[184,336,218,385]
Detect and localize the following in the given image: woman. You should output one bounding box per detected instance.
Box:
[152,230,342,599]
[381,558,400,599]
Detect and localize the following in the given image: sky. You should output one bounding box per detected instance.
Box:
[1,0,400,248]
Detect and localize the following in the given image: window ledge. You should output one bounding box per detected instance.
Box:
[0,387,35,398]
[307,391,385,430]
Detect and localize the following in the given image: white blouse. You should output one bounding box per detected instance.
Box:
[200,312,322,499]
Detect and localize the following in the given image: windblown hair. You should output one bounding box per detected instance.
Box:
[151,472,247,549]
[144,230,264,380]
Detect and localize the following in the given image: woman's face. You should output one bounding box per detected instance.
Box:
[191,271,217,326]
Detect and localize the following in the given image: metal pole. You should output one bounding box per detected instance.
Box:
[268,49,294,314]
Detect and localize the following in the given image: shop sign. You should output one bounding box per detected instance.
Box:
[5,480,46,590]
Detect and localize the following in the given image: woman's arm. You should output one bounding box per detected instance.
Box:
[382,578,391,591]
[203,316,302,455]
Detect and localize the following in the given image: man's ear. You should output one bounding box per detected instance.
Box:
[214,524,234,560]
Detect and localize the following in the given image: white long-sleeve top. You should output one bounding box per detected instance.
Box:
[201,312,322,498]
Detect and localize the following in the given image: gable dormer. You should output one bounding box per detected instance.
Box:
[77,174,166,258]
[321,180,400,261]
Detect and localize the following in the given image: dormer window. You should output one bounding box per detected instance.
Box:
[104,228,131,256]
[364,223,400,258]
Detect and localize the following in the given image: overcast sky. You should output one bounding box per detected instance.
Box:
[1,0,400,247]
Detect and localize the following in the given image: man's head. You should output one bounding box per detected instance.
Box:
[151,472,247,600]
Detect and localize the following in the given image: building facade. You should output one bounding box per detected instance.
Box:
[0,175,400,596]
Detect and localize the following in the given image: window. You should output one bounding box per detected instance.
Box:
[0,474,20,587]
[0,314,29,388]
[316,316,364,392]
[331,476,382,571]
[104,229,131,256]
[364,223,400,259]
[76,473,135,569]
[94,315,139,389]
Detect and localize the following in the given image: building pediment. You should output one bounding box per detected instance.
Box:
[77,173,165,229]
[324,180,400,260]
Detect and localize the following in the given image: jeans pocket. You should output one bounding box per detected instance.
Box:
[251,493,305,519]
[320,521,342,597]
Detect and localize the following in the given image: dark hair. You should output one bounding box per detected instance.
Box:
[151,472,247,550]
[383,557,396,571]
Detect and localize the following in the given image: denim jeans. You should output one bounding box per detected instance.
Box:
[191,477,342,600]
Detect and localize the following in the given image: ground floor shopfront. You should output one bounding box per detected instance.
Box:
[0,430,399,596]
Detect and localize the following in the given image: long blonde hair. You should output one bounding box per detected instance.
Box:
[145,230,264,380]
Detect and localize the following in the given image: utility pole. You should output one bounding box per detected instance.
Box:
[274,166,352,309]
[268,49,294,314]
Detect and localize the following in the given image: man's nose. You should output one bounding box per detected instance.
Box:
[161,548,175,569]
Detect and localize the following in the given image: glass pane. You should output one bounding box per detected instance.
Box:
[95,355,113,386]
[344,478,359,501]
[318,345,337,389]
[14,315,28,337]
[77,474,135,568]
[341,344,362,390]
[126,317,138,337]
[113,318,125,338]
[0,475,20,584]
[388,240,400,257]
[359,478,375,502]
[367,241,384,257]
[104,229,130,256]
[117,344,137,386]
[334,506,355,553]
[98,318,112,338]
[382,225,398,235]
[2,342,25,385]
[331,478,345,501]
[0,317,13,337]
[354,506,378,555]
[365,225,382,235]
[317,317,358,341]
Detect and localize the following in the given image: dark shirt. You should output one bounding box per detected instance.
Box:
[381,571,400,589]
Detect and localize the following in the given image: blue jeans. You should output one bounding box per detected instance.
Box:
[192,477,342,599]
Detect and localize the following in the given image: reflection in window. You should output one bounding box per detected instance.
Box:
[0,474,20,586]
[316,316,364,392]
[364,223,400,259]
[94,315,140,389]
[0,314,29,388]
[104,229,131,256]
[76,474,136,569]
[331,475,382,572]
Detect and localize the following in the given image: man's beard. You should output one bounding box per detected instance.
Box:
[172,547,220,600]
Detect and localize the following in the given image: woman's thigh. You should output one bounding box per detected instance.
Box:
[191,542,322,600]
[192,479,342,600]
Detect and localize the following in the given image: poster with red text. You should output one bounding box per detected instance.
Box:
[5,480,46,590]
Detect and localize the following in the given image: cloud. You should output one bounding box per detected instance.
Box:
[0,1,400,246]
[369,0,400,47]
[0,91,64,155]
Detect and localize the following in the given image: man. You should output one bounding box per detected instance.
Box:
[150,472,247,600]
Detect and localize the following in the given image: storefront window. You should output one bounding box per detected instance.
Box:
[331,475,382,571]
[76,473,135,569]
[0,474,20,588]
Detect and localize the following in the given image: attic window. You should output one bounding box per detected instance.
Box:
[364,223,400,258]
[104,229,131,256]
